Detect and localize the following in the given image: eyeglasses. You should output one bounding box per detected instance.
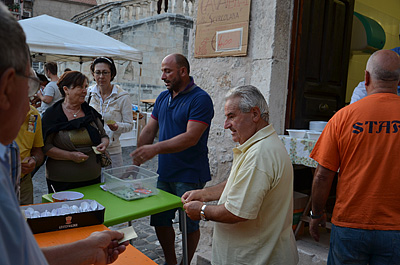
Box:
[17,73,41,97]
[94,71,111,76]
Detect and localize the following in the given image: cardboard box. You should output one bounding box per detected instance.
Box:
[20,200,105,234]
[293,192,309,231]
[194,0,251,58]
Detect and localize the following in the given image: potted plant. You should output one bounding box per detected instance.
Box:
[13,3,20,12]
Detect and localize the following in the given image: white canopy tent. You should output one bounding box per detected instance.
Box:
[18,15,143,63]
[19,15,143,144]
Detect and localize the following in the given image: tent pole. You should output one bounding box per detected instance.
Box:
[136,62,143,144]
[79,56,83,72]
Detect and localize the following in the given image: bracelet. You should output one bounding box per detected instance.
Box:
[310,210,324,219]
[31,156,37,163]
[200,204,208,221]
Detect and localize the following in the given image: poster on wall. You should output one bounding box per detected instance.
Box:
[194,0,251,58]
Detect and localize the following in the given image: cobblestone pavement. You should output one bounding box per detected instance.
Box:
[33,146,184,265]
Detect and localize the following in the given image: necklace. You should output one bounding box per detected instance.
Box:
[63,104,81,118]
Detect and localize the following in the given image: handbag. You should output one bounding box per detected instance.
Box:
[89,105,112,167]
[99,151,112,167]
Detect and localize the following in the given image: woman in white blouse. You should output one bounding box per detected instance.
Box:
[88,57,133,169]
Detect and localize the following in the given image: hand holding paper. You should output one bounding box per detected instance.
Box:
[117,226,137,244]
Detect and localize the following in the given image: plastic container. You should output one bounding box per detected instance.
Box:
[307,131,322,140]
[104,165,159,201]
[286,129,307,139]
[309,121,328,132]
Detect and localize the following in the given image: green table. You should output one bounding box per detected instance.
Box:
[42,183,189,265]
[42,184,183,226]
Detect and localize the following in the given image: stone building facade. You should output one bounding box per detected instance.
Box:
[71,0,195,104]
[32,0,97,21]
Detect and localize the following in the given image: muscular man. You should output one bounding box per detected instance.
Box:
[131,53,214,265]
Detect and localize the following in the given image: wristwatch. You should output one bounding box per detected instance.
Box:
[200,204,208,221]
[310,210,324,219]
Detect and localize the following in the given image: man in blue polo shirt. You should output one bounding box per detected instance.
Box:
[350,47,400,104]
[131,53,214,265]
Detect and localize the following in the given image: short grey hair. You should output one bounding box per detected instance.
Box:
[0,3,30,76]
[366,50,400,82]
[225,85,269,122]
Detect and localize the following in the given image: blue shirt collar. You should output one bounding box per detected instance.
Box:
[169,76,196,97]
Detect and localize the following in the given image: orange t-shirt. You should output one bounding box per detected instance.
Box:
[310,93,400,230]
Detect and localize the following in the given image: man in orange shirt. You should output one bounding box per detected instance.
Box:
[309,49,400,264]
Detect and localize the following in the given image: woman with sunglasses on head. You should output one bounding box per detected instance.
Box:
[88,57,133,171]
[42,71,109,193]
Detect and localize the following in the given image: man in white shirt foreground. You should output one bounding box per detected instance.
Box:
[0,3,128,265]
[182,85,299,265]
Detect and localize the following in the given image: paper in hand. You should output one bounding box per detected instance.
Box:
[92,146,101,154]
[117,226,138,244]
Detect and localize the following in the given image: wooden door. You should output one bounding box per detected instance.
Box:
[286,0,355,129]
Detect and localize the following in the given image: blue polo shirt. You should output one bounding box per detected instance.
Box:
[152,79,214,183]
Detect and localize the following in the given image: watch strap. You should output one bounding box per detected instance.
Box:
[200,204,208,221]
[310,210,324,219]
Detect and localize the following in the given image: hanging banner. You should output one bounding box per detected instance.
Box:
[194,0,251,58]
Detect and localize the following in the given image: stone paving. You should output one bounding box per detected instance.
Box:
[32,146,184,265]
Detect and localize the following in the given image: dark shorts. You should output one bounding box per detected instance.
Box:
[150,181,206,233]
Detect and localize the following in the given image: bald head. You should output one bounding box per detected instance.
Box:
[365,50,400,94]
[164,53,190,74]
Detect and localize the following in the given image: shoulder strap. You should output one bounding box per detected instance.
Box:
[87,92,92,104]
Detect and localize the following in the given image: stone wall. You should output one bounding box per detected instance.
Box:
[63,12,193,108]
[188,0,294,261]
[32,0,95,21]
[107,13,193,102]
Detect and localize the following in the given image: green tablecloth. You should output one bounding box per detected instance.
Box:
[42,184,183,227]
